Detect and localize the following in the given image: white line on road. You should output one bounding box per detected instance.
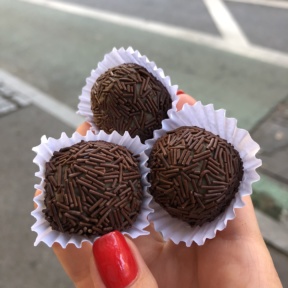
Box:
[203,0,249,46]
[19,0,288,69]
[0,69,83,128]
[226,0,288,9]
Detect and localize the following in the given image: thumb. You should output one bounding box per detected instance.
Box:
[90,231,158,288]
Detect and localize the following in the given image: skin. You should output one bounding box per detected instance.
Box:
[34,94,282,288]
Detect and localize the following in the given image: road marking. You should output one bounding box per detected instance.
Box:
[226,0,288,9]
[0,96,17,116]
[19,0,288,69]
[203,0,249,46]
[0,69,83,128]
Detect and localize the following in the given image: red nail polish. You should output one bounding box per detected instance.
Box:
[177,90,185,95]
[93,231,138,288]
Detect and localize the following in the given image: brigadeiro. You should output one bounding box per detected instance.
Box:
[32,130,152,248]
[148,126,244,227]
[77,47,178,141]
[146,102,262,246]
[91,63,172,142]
[43,140,143,236]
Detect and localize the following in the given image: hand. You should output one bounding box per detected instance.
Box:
[34,93,282,288]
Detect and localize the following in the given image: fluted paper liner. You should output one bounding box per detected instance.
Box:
[32,130,152,248]
[146,101,262,246]
[77,47,178,133]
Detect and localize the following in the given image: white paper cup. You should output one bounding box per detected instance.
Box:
[77,47,178,134]
[32,130,152,248]
[146,101,262,246]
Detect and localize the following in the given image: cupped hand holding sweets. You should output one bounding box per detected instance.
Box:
[34,93,282,288]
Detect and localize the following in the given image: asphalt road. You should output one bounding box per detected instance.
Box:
[1,0,288,287]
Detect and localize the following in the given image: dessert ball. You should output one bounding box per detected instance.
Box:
[91,63,172,142]
[148,126,244,227]
[43,140,143,236]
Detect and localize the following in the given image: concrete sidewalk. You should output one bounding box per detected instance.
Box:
[1,0,288,287]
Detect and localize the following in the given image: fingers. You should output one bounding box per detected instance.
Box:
[128,223,165,266]
[176,92,196,111]
[195,196,282,287]
[219,196,263,241]
[53,242,94,288]
[33,189,41,209]
[76,122,92,136]
[91,231,158,288]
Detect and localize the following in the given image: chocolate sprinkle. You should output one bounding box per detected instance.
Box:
[148,126,244,227]
[91,63,172,142]
[43,140,143,236]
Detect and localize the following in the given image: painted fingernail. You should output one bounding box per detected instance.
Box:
[177,90,185,95]
[93,231,138,288]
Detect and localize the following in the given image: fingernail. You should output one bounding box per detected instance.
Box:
[93,231,138,288]
[177,90,185,95]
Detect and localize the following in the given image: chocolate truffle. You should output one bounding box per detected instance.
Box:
[91,63,172,142]
[43,140,143,236]
[148,126,244,227]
